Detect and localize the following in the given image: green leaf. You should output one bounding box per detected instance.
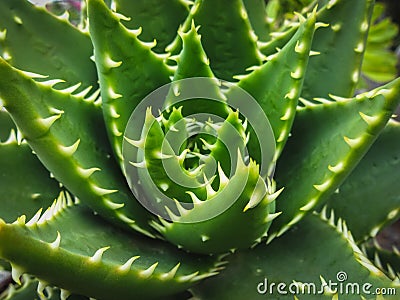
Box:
[0,110,15,141]
[325,119,400,242]
[0,0,98,93]
[242,0,270,41]
[113,0,189,53]
[232,10,316,161]
[0,194,219,300]
[0,58,154,237]
[87,0,172,163]
[191,211,398,299]
[0,275,89,300]
[363,239,400,280]
[0,138,60,223]
[270,78,400,239]
[301,0,374,99]
[167,0,263,80]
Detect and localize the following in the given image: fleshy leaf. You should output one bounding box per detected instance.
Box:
[270,78,400,239]
[325,119,400,242]
[113,0,189,53]
[242,0,270,41]
[0,274,89,300]
[0,58,154,236]
[191,211,399,299]
[0,110,15,141]
[0,136,60,223]
[163,21,228,118]
[231,10,316,162]
[0,194,219,300]
[167,0,263,80]
[363,239,400,280]
[0,0,98,92]
[301,0,375,99]
[88,0,172,163]
[152,156,277,254]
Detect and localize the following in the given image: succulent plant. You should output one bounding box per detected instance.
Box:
[0,0,400,299]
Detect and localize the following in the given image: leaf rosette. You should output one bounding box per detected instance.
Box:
[122,77,278,254]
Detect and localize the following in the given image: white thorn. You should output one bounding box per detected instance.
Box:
[129,160,147,168]
[116,212,136,224]
[89,247,110,263]
[300,198,318,211]
[113,11,131,21]
[264,212,282,223]
[243,176,267,212]
[328,162,345,173]
[104,54,122,69]
[104,199,125,210]
[160,263,180,280]
[38,114,62,129]
[40,79,65,88]
[37,280,48,298]
[177,271,199,283]
[359,112,379,126]
[344,136,363,148]
[186,191,203,205]
[118,256,140,273]
[313,179,332,192]
[26,208,42,226]
[217,162,229,188]
[50,231,61,249]
[124,136,145,148]
[60,289,71,300]
[11,265,24,285]
[91,185,118,196]
[59,83,82,94]
[329,94,349,102]
[140,262,158,278]
[77,166,100,178]
[14,215,26,225]
[58,139,80,156]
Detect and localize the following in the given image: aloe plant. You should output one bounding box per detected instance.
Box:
[0,0,400,299]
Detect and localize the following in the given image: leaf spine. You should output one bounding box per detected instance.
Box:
[118,256,140,273]
[313,179,332,192]
[38,114,62,129]
[89,247,110,263]
[299,198,318,211]
[26,208,42,226]
[40,79,65,88]
[328,161,345,173]
[104,199,125,210]
[264,212,282,223]
[59,83,82,94]
[11,264,24,285]
[359,112,380,126]
[49,231,61,249]
[343,136,363,148]
[76,166,100,178]
[104,54,122,69]
[160,263,180,280]
[60,289,71,300]
[177,271,199,283]
[58,139,80,156]
[91,184,118,196]
[140,262,158,278]
[108,87,123,100]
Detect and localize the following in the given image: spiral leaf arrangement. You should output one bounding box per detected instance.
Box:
[0,0,399,299]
